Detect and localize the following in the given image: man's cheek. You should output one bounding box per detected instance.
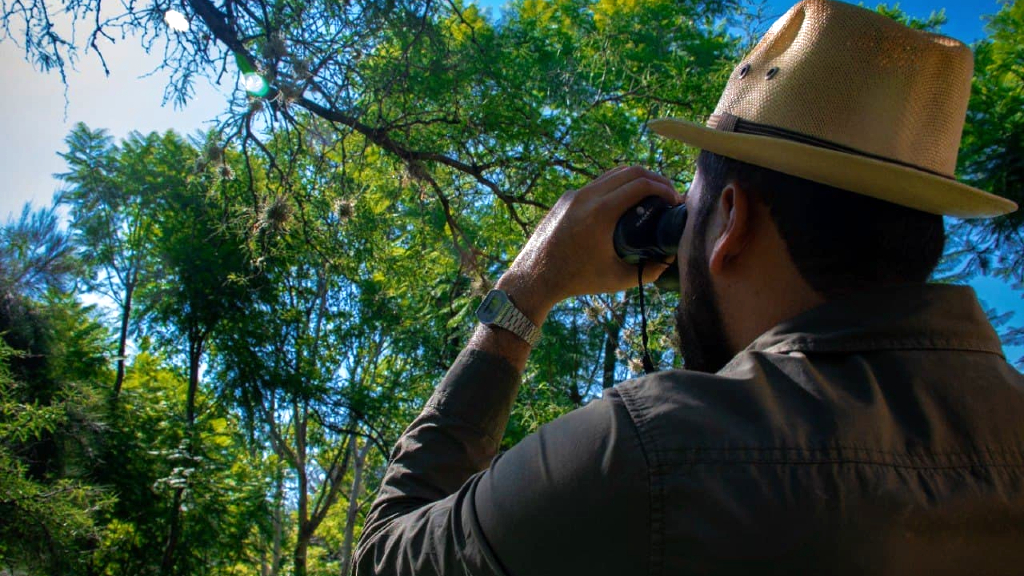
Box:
[676,229,695,289]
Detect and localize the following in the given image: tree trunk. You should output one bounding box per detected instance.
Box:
[159,488,184,575]
[294,540,309,576]
[160,331,205,575]
[294,403,309,576]
[602,320,621,389]
[185,335,203,427]
[341,437,371,576]
[272,471,284,576]
[111,274,136,399]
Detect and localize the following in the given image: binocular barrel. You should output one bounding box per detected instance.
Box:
[613,197,688,265]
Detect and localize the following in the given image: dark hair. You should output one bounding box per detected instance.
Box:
[695,150,946,297]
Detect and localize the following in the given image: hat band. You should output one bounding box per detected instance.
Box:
[709,112,952,180]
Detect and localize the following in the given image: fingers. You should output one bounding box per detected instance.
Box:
[527,166,681,298]
[587,165,635,189]
[601,175,682,217]
[584,166,674,199]
[555,166,680,230]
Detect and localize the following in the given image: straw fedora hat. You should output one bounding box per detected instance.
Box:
[649,0,1017,218]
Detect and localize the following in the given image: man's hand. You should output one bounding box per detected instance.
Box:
[499,166,683,324]
[469,165,682,371]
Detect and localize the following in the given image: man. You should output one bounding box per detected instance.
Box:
[354,0,1024,574]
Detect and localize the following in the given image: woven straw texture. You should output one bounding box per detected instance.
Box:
[711,0,973,177]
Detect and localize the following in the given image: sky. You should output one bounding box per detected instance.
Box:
[0,0,1019,360]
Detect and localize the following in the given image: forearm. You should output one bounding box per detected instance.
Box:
[355,347,522,572]
[353,349,651,576]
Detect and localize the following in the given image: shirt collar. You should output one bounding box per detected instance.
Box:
[745,283,1005,358]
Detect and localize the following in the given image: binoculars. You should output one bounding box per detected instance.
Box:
[613,196,688,291]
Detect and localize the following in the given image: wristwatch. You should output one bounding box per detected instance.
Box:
[476,289,542,347]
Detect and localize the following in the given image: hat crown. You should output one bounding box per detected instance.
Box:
[712,0,973,177]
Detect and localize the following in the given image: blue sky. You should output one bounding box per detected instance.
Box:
[757,0,999,41]
[0,0,1019,360]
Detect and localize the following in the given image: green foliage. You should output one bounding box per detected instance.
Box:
[941,0,1024,366]
[954,0,1024,271]
[58,124,169,309]
[873,2,947,31]
[143,137,259,351]
[0,393,110,574]
[0,297,112,574]
[0,205,80,300]
[94,353,273,575]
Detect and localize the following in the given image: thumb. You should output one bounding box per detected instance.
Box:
[639,260,672,285]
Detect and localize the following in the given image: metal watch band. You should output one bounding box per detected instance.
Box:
[476,289,542,347]
[495,302,542,347]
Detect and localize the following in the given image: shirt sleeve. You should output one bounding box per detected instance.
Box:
[353,348,651,576]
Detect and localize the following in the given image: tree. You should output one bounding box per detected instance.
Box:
[138,136,268,574]
[943,0,1024,366]
[2,0,734,247]
[3,0,747,414]
[0,205,80,300]
[208,131,411,576]
[58,124,172,398]
[93,349,273,576]
[0,340,111,575]
[0,215,110,574]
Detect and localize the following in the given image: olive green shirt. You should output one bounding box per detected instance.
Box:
[354,283,1024,575]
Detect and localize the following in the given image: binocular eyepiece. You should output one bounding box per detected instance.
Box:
[613,197,687,290]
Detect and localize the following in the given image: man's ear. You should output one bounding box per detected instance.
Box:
[708,183,753,275]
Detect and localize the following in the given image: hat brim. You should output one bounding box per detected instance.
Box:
[649,118,1017,219]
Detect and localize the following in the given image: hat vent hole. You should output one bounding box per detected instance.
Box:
[766,67,779,79]
[738,64,750,79]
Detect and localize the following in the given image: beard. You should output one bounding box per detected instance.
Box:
[674,240,734,374]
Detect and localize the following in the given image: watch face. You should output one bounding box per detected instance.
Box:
[477,290,508,323]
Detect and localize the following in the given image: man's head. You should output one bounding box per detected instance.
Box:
[656,0,1016,372]
[674,150,947,373]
